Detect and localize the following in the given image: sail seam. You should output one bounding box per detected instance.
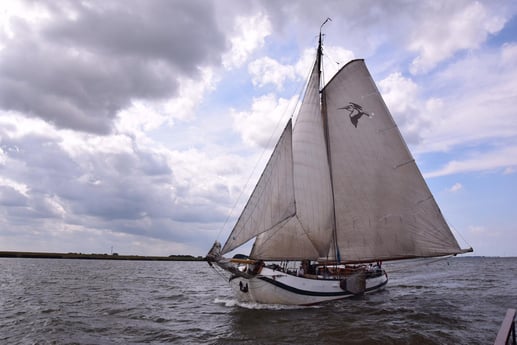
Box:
[378,125,397,133]
[393,159,415,169]
[294,214,325,257]
[248,213,296,258]
[417,195,433,205]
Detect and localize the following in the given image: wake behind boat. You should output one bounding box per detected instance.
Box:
[207,22,472,306]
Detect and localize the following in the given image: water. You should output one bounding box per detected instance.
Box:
[1,257,515,345]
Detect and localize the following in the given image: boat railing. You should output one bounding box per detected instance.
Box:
[494,308,516,345]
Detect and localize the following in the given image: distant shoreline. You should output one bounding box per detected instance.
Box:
[0,251,204,261]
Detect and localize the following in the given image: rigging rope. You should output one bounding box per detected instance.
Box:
[210,264,230,282]
[386,255,455,274]
[448,220,473,250]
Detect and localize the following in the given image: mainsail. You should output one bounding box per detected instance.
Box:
[221,38,468,263]
[323,60,464,262]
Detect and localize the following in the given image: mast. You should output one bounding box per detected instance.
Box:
[317,18,330,87]
[318,18,341,263]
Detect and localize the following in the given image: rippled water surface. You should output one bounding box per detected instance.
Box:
[1,257,515,344]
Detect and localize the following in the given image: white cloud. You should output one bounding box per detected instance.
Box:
[501,43,517,65]
[223,13,272,69]
[0,146,5,166]
[0,0,52,41]
[248,56,296,90]
[161,67,217,123]
[409,2,506,74]
[0,177,29,196]
[415,43,517,154]
[231,93,298,148]
[449,182,463,192]
[296,48,317,79]
[467,225,503,239]
[0,110,56,139]
[378,72,437,145]
[247,48,314,90]
[115,101,168,135]
[425,145,517,178]
[247,45,354,90]
[115,66,217,135]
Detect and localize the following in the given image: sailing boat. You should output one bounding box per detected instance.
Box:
[207,26,472,306]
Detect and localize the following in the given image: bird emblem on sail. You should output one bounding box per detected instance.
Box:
[339,102,372,128]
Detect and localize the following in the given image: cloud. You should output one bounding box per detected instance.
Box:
[467,225,504,240]
[259,1,511,66]
[222,12,272,70]
[247,45,354,90]
[0,0,226,134]
[248,56,296,90]
[501,42,517,64]
[378,72,439,145]
[0,185,28,207]
[409,1,506,74]
[0,112,235,248]
[424,145,517,178]
[247,47,314,91]
[115,66,218,137]
[449,182,463,193]
[414,42,517,154]
[231,93,298,148]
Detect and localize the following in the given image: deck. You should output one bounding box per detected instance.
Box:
[494,308,516,345]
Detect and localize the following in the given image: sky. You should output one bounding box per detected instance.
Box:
[0,0,516,257]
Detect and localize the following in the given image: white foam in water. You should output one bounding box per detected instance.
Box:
[213,297,319,310]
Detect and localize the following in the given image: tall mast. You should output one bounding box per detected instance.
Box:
[318,18,341,263]
[317,18,330,88]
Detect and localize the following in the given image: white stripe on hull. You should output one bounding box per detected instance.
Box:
[228,267,388,305]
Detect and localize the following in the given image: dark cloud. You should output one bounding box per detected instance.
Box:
[0,0,226,134]
[0,126,230,244]
[46,1,224,73]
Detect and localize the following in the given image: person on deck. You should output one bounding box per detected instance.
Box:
[297,264,305,277]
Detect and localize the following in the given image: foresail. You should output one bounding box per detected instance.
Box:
[250,216,324,260]
[221,120,296,255]
[251,54,335,260]
[323,60,463,262]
